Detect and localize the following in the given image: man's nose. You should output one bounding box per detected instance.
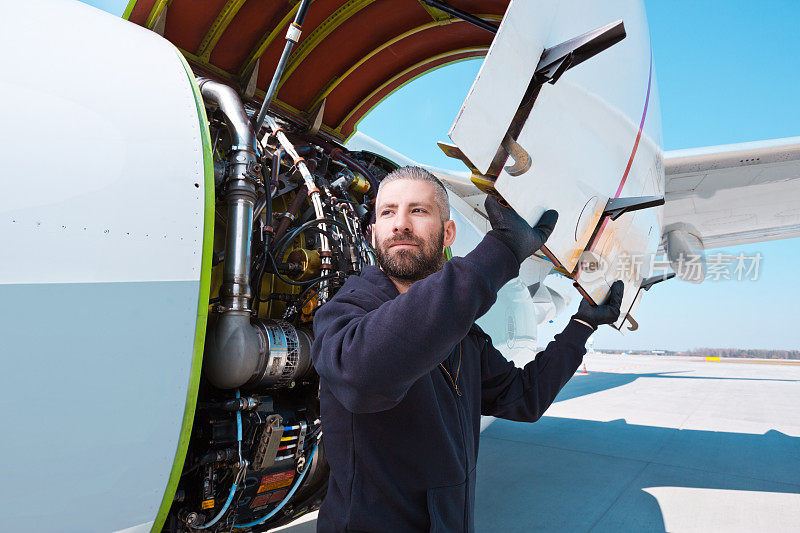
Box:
[392,212,412,233]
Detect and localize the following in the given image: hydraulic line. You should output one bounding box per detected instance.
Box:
[251,151,281,314]
[253,147,283,222]
[262,116,333,301]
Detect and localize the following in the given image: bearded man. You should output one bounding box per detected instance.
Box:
[311,166,623,532]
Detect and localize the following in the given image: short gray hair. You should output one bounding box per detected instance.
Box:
[377,166,450,222]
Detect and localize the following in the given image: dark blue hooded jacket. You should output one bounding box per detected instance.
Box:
[311,233,593,532]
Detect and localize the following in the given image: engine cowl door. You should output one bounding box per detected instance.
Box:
[447,0,663,324]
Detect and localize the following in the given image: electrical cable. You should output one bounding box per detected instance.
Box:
[195,390,244,530]
[232,442,319,529]
[272,217,352,257]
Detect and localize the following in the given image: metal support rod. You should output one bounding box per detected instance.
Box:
[253,0,312,133]
[419,0,498,34]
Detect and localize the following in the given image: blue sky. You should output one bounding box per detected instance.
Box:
[79,0,128,16]
[86,0,798,350]
[357,1,800,351]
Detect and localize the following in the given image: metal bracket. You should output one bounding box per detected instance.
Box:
[603,195,665,221]
[534,19,626,85]
[242,62,259,100]
[149,5,168,36]
[501,134,531,176]
[641,272,676,291]
[294,421,307,459]
[304,98,326,136]
[418,0,499,33]
[253,414,283,470]
[478,19,627,180]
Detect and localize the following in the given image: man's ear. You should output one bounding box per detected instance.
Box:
[370,223,376,248]
[443,219,456,248]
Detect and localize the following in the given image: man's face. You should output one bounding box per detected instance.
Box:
[371,179,456,283]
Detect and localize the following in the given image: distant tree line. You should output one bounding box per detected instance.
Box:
[593,348,799,360]
[673,348,800,360]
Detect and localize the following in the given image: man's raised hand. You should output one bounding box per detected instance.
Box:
[484,195,559,264]
[572,280,625,330]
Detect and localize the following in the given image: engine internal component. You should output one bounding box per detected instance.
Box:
[164,73,386,531]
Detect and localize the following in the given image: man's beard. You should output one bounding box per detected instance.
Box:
[375,227,445,283]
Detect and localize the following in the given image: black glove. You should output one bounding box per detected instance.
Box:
[572,280,624,330]
[485,195,558,264]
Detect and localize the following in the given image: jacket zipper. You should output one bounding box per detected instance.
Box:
[439,343,462,396]
[445,340,470,531]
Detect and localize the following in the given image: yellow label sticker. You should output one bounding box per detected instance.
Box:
[201,499,215,510]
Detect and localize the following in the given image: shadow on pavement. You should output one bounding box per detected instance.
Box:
[477,415,800,532]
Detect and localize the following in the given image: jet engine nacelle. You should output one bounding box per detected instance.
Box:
[662,222,707,283]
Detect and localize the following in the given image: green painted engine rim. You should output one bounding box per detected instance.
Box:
[121,0,136,20]
[150,49,215,533]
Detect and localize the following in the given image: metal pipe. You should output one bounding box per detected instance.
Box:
[199,78,259,312]
[198,78,265,389]
[198,78,257,150]
[253,0,312,133]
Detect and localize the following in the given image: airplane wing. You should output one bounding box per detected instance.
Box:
[662,137,800,250]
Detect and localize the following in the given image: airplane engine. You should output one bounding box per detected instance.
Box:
[662,222,707,283]
[165,80,391,531]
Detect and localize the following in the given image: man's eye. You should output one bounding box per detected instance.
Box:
[413,208,425,213]
[381,210,392,216]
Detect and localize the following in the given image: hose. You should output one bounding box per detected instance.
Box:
[251,153,280,314]
[195,391,244,530]
[253,0,312,132]
[327,147,379,195]
[273,217,353,259]
[272,183,307,244]
[267,217,352,291]
[232,442,319,529]
[267,253,334,288]
[261,116,332,300]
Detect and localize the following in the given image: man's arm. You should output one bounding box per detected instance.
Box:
[480,281,625,421]
[312,233,519,414]
[479,319,593,421]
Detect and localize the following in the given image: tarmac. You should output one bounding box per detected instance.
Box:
[275,354,800,532]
